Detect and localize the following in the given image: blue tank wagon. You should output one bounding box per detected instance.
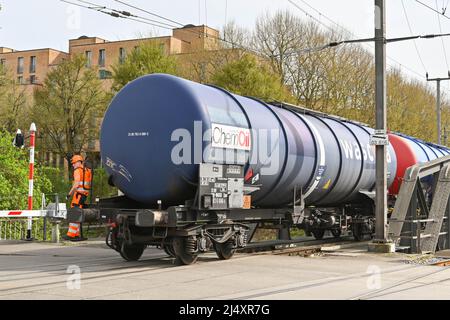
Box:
[69,74,449,264]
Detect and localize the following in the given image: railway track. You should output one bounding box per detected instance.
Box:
[240,235,361,256]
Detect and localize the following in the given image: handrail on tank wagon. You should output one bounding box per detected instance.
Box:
[271,101,371,128]
[272,101,450,150]
[389,154,450,254]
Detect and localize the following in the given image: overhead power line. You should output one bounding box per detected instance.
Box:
[61,0,176,30]
[61,0,264,56]
[287,0,336,35]
[288,0,427,79]
[112,0,184,27]
[415,0,450,19]
[282,32,450,58]
[435,0,450,71]
[401,0,428,73]
[295,0,349,35]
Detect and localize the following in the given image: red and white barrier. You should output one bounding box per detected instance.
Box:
[0,210,47,218]
[26,123,36,240]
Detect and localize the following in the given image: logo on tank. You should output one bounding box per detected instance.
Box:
[105,157,133,182]
[211,123,251,151]
[339,139,392,163]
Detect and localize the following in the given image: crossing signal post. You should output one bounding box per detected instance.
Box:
[26,123,36,241]
[13,123,37,241]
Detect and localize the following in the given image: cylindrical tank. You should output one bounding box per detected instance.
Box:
[102,74,402,207]
[388,133,450,194]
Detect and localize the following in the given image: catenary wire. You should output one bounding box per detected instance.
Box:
[61,0,175,30]
[66,0,266,56]
[75,0,180,28]
[401,0,428,74]
[113,0,184,27]
[416,0,450,19]
[435,0,450,70]
[289,0,427,79]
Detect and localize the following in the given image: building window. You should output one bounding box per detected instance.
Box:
[85,51,92,68]
[30,56,36,73]
[98,49,106,67]
[99,69,112,79]
[17,76,23,84]
[119,47,126,64]
[17,57,24,74]
[30,75,36,84]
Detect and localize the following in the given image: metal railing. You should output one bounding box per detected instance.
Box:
[0,217,46,241]
[389,217,449,253]
[0,193,65,242]
[389,155,450,253]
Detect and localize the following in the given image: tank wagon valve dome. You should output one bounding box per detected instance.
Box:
[100,73,449,208]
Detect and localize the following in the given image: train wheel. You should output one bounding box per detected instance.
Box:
[163,243,176,257]
[172,237,198,265]
[214,241,235,260]
[352,223,365,241]
[331,229,342,238]
[312,229,325,240]
[120,242,146,261]
[353,231,364,241]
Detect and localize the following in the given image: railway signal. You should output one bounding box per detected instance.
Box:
[13,129,24,148]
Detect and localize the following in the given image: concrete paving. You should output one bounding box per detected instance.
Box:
[0,240,449,299]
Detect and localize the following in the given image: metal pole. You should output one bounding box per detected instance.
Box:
[374,0,388,242]
[426,76,450,143]
[444,126,448,146]
[437,80,441,144]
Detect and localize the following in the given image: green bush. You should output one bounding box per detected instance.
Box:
[40,166,71,203]
[91,166,117,200]
[0,132,52,210]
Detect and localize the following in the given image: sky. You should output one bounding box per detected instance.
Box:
[2,0,450,93]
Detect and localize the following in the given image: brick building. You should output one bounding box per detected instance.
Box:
[0,47,69,94]
[0,25,221,167]
[0,24,219,93]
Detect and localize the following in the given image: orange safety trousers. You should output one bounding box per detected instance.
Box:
[67,192,88,238]
[70,191,88,208]
[67,222,80,238]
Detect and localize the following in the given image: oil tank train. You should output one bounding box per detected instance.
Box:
[68,74,450,265]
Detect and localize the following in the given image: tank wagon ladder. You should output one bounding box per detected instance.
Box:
[389,155,450,253]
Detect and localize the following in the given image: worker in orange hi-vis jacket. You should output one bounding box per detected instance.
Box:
[65,154,92,241]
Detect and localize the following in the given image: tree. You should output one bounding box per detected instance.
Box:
[32,54,107,157]
[0,131,52,210]
[111,42,178,92]
[211,53,290,101]
[0,64,29,133]
[253,10,306,84]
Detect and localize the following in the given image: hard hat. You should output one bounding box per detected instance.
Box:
[71,155,84,164]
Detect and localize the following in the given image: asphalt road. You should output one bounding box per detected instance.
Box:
[1,240,450,299]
